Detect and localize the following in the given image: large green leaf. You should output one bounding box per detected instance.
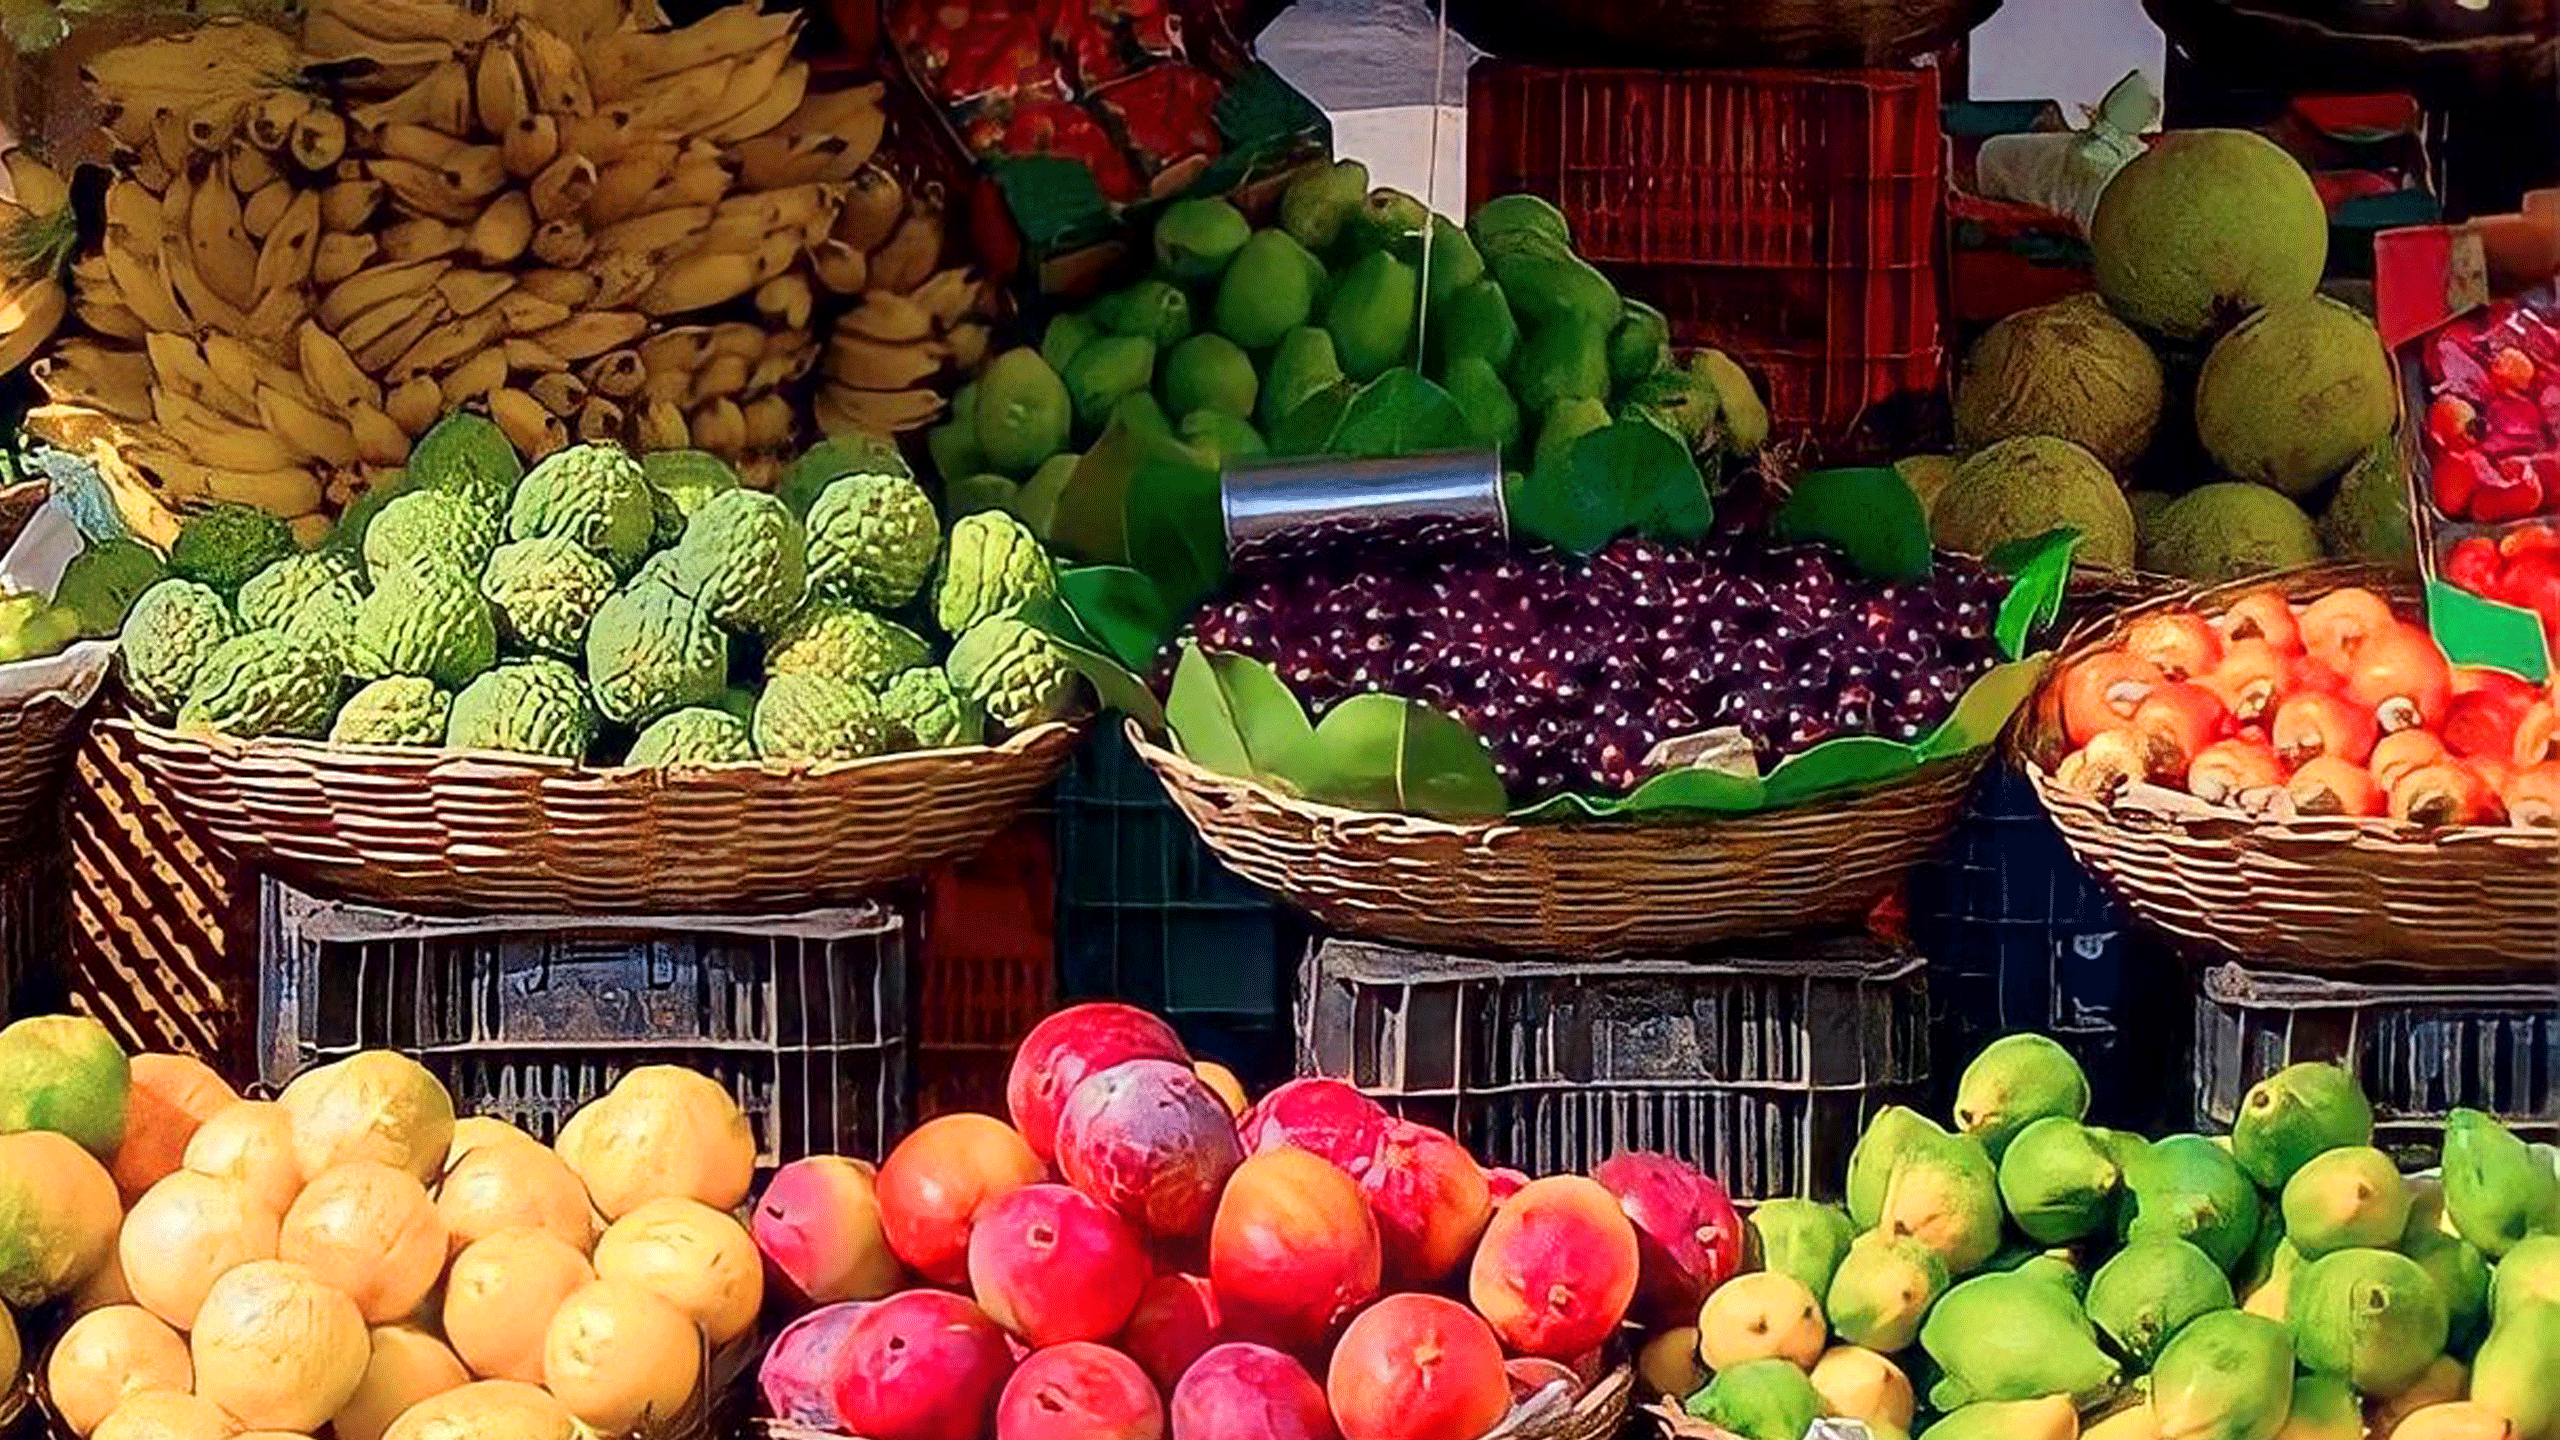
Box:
[1049,419,1143,564]
[1918,656,2051,760]
[1759,736,1925,808]
[1511,764,1767,820]
[1054,566,1173,674]
[1164,643,1313,781]
[1270,693,1507,821]
[2425,578,2553,684]
[1267,381,1359,459]
[1509,419,1712,554]
[1988,527,2083,660]
[1020,595,1164,731]
[1122,440,1227,619]
[1329,369,1472,458]
[1774,467,1932,581]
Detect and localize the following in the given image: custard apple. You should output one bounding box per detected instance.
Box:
[946,617,1078,732]
[446,658,597,759]
[407,412,524,512]
[626,706,755,767]
[120,579,242,719]
[55,538,166,638]
[169,503,295,593]
[481,537,616,658]
[331,676,450,746]
[506,443,653,574]
[642,450,741,547]
[806,472,939,608]
[238,551,367,668]
[585,581,727,727]
[350,560,498,688]
[178,630,339,739]
[329,473,414,559]
[364,491,501,578]
[933,511,1056,636]
[667,489,809,634]
[712,686,758,724]
[765,601,930,689]
[780,434,911,517]
[752,672,894,762]
[882,668,982,749]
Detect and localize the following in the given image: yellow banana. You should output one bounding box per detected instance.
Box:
[584,143,677,226]
[643,141,730,211]
[501,114,560,179]
[0,279,66,377]
[530,369,588,416]
[740,393,792,451]
[256,383,360,467]
[501,337,568,372]
[358,58,472,134]
[515,267,597,308]
[382,376,443,435]
[199,332,274,410]
[204,464,325,518]
[747,339,814,391]
[705,57,807,145]
[164,234,253,335]
[304,0,497,49]
[636,248,754,316]
[435,268,514,317]
[488,385,562,456]
[753,273,812,330]
[364,120,466,167]
[732,131,841,191]
[632,397,687,450]
[352,294,449,373]
[635,325,710,374]
[468,191,535,265]
[556,110,639,167]
[185,167,259,309]
[514,23,594,117]
[77,298,146,344]
[319,258,450,329]
[296,322,383,411]
[250,188,322,298]
[688,351,748,403]
[625,59,738,136]
[247,90,311,151]
[530,219,592,268]
[945,321,989,371]
[749,228,800,285]
[491,289,572,335]
[351,400,415,460]
[438,347,508,407]
[809,240,867,296]
[530,310,645,361]
[706,322,762,360]
[817,382,942,436]
[439,146,507,200]
[834,167,906,252]
[101,178,163,239]
[825,332,941,391]
[528,153,597,220]
[238,177,292,237]
[100,232,191,333]
[593,8,793,94]
[867,211,942,294]
[36,341,154,416]
[587,250,657,308]
[226,141,281,199]
[583,348,642,399]
[389,308,506,380]
[289,109,348,172]
[909,267,980,327]
[318,176,383,232]
[378,215,467,264]
[240,283,308,341]
[842,290,934,345]
[312,232,379,287]
[592,202,708,261]
[157,394,300,470]
[687,396,743,453]
[368,158,477,221]
[473,36,531,134]
[575,394,627,444]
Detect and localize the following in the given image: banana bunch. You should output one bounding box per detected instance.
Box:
[30,0,926,545]
[0,150,77,379]
[811,166,999,439]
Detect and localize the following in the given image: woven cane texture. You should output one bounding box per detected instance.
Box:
[0,481,111,843]
[1132,721,1987,960]
[116,716,1080,915]
[2021,562,2558,979]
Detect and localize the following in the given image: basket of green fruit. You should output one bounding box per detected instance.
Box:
[0,462,156,840]
[109,418,1082,914]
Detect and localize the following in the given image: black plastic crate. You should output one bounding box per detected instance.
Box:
[1297,936,1929,1201]
[0,838,68,1022]
[2195,962,2560,1160]
[1052,727,1305,1084]
[258,880,915,1165]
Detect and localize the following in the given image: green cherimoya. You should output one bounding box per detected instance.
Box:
[666,489,808,635]
[934,511,1056,637]
[177,630,340,739]
[445,658,597,760]
[350,559,498,689]
[2194,296,2397,498]
[766,600,931,689]
[584,581,727,727]
[505,442,653,575]
[1933,436,2135,573]
[169,502,296,594]
[364,490,502,579]
[881,668,982,749]
[752,672,895,762]
[778,432,910,518]
[120,579,243,719]
[641,449,741,546]
[407,412,524,512]
[946,617,1077,733]
[329,676,450,746]
[806,471,940,609]
[480,536,616,658]
[1954,294,2165,473]
[625,706,755,767]
[236,551,367,668]
[55,538,166,639]
[2090,128,2327,342]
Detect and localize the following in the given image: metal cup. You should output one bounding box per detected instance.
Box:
[1220,448,1506,567]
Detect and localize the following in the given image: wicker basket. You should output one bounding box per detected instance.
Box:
[116,716,1080,914]
[0,481,113,848]
[2020,563,2558,979]
[2144,0,2555,95]
[1131,721,1989,960]
[1443,0,2001,67]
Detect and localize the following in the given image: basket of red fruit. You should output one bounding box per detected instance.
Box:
[2022,562,2558,977]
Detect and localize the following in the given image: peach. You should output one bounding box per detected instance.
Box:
[875,1113,1046,1286]
[969,1183,1150,1346]
[1485,1167,1530,1203]
[1119,1273,1224,1392]
[1056,1061,1242,1241]
[833,1290,1016,1440]
[111,1055,236,1203]
[996,1342,1165,1440]
[1009,1004,1189,1162]
[1170,1343,1336,1440]
[759,1302,869,1429]
[1235,1079,1389,1175]
[754,1156,904,1306]
[1209,1148,1381,1355]
[1359,1121,1491,1288]
[1590,1150,1746,1328]
[1467,1174,1641,1360]
[1326,1295,1509,1440]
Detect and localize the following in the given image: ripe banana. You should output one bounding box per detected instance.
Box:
[379,216,469,264]
[754,274,811,330]
[365,120,466,167]
[474,37,532,133]
[632,396,687,450]
[0,280,66,377]
[512,22,593,117]
[592,202,708,261]
[528,154,598,220]
[530,370,588,416]
[625,58,738,136]
[440,147,507,199]
[817,382,942,436]
[645,141,731,211]
[312,232,380,287]
[688,396,744,453]
[318,176,383,231]
[100,233,190,334]
[469,192,536,265]
[319,257,449,329]
[501,115,560,179]
[502,337,568,372]
[390,308,506,380]
[532,310,646,361]
[227,141,282,198]
[687,351,748,403]
[248,90,311,151]
[636,248,754,316]
[908,267,980,328]
[256,383,361,467]
[239,178,292,237]
[77,298,146,344]
[557,111,639,167]
[435,269,515,317]
[487,385,563,457]
[186,168,259,310]
[587,250,658,309]
[515,266,598,308]
[368,158,478,221]
[825,332,941,391]
[867,211,942,295]
[946,321,989,372]
[289,109,348,171]
[740,393,792,451]
[383,375,443,434]
[339,291,441,366]
[439,348,507,407]
[492,289,573,336]
[593,8,793,95]
[585,143,678,226]
[584,348,643,399]
[361,58,472,134]
[576,395,627,444]
[701,48,802,144]
[297,322,383,411]
[530,219,593,268]
[351,400,415,461]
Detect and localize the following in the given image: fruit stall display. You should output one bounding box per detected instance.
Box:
[1656,1034,2560,1440]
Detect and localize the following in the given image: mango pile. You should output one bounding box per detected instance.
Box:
[924,160,1767,535]
[1658,1035,2560,1440]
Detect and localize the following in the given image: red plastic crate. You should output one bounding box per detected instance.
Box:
[916,818,1057,1119]
[1467,62,1947,448]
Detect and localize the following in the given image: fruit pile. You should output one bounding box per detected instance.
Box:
[925,169,1764,538]
[2047,582,2558,827]
[2422,294,2560,525]
[22,0,992,545]
[1189,518,2010,794]
[2443,522,2560,655]
[1920,130,2408,584]
[753,1001,1744,1440]
[1662,1035,2560,1440]
[0,1012,768,1439]
[109,415,1083,763]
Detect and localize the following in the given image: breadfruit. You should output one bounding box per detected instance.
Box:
[2139,483,2321,583]
[1955,295,2165,472]
[2090,129,2327,341]
[2317,442,2413,564]
[805,472,940,609]
[120,579,242,719]
[1932,436,2136,572]
[178,630,339,739]
[2195,296,2396,497]
[480,537,616,659]
[445,658,597,760]
[330,677,450,747]
[625,707,755,767]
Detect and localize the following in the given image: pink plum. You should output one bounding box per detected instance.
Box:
[1589,1150,1746,1328]
[1169,1343,1337,1440]
[1009,1005,1188,1163]
[967,1183,1150,1347]
[995,1342,1165,1440]
[1055,1060,1242,1241]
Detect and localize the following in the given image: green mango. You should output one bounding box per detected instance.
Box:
[2085,1237,2235,1368]
[1921,1270,2120,1409]
[1422,219,1485,308]
[1828,1230,1950,1352]
[1009,453,1078,540]
[2396,1188,2488,1349]
[1878,1130,2004,1276]
[1430,279,1520,376]
[2491,1234,2560,1323]
[2149,1310,2295,1440]
[1916,1397,2080,1440]
[2230,1062,2374,1191]
[1348,187,1430,258]
[2289,1248,2449,1397]
[1469,192,1573,251]
[1279,158,1369,257]
[1108,391,1173,442]
[1323,250,1420,382]
[1042,311,1099,373]
[2273,1374,2362,1440]
[2120,1135,2263,1274]
[1154,196,1251,283]
[1162,333,1259,421]
[1625,363,1719,454]
[928,381,986,481]
[1530,396,1611,478]
[946,473,1020,517]
[1214,229,1324,351]
[1956,1033,2092,1160]
[2471,1300,2560,1438]
[1062,335,1158,435]
[1999,1116,2123,1245]
[1695,348,1770,452]
[1439,357,1520,458]
[1851,1107,1951,1231]
[1748,1198,1856,1304]
[2442,1107,2560,1259]
[1682,1357,1822,1440]
[1489,238,1621,336]
[1511,318,1610,415]
[2281,1146,2411,1258]
[973,348,1072,477]
[1259,327,1345,431]
[2242,1240,2304,1322]
[2010,1252,2086,1300]
[1095,279,1193,348]
[1176,410,1266,466]
[1608,300,1671,390]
